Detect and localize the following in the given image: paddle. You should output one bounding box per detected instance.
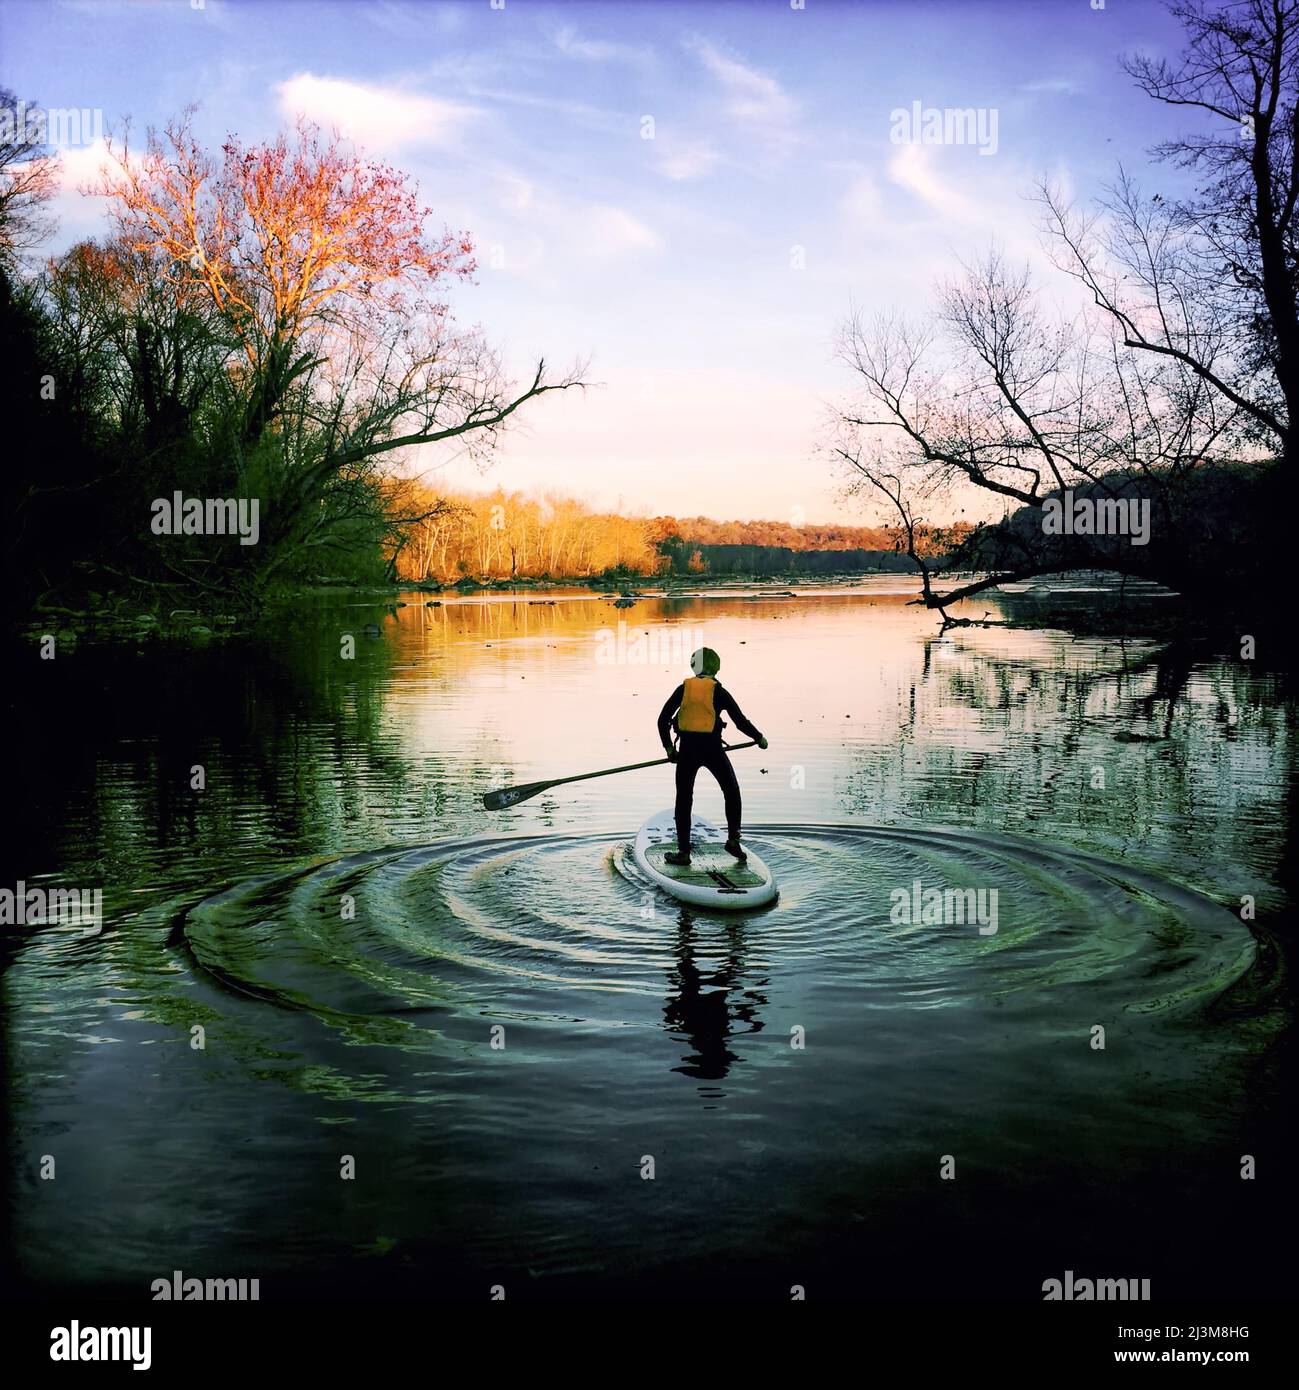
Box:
[482,741,758,810]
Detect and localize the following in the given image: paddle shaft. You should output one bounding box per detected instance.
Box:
[483,740,757,810]
[545,739,756,789]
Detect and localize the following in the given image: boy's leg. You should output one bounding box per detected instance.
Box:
[706,746,743,841]
[674,747,702,853]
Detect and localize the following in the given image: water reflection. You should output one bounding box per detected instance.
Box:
[12,581,1291,909]
[662,907,768,1086]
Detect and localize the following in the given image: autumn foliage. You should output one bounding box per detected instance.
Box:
[387,487,666,582]
[383,489,968,583]
[648,515,895,551]
[101,114,475,359]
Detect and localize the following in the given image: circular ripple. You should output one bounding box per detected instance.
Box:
[175,824,1256,1034]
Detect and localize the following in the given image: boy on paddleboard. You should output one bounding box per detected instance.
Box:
[657,647,768,866]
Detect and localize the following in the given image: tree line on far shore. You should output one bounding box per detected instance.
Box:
[382,484,969,584]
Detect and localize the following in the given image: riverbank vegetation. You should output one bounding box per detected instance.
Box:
[1,104,584,630]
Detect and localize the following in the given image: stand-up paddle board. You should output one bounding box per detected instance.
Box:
[632,810,778,910]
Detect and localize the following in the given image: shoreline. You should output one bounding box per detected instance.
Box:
[17,567,1196,652]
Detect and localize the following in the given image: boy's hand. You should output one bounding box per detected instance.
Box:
[758,736,769,749]
[664,747,678,762]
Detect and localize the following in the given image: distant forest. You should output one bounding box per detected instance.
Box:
[648,515,926,575]
[385,486,962,583]
[653,542,919,576]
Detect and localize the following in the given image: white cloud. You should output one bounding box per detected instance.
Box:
[1021,77,1083,96]
[456,85,629,138]
[552,25,651,65]
[866,144,1074,304]
[276,73,477,152]
[476,168,661,281]
[686,36,795,127]
[582,205,660,258]
[887,142,976,222]
[362,1,465,38]
[494,171,536,215]
[841,172,883,224]
[55,137,119,193]
[41,138,124,246]
[656,143,719,181]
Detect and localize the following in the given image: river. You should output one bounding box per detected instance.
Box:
[6,576,1294,1302]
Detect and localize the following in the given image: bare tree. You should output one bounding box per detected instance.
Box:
[828,246,1243,621]
[829,1,1293,623]
[1042,0,1297,460]
[0,88,59,269]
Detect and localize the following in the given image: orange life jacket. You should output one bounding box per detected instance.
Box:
[678,677,717,733]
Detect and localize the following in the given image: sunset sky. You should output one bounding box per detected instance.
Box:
[2,0,1201,524]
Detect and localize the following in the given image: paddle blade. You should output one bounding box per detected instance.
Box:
[482,780,551,811]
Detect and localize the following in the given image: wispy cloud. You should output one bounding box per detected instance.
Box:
[877,143,1065,291]
[552,25,652,66]
[840,171,884,225]
[276,73,478,152]
[482,167,661,278]
[685,35,796,127]
[887,142,975,222]
[584,205,660,257]
[457,85,630,139]
[493,170,536,216]
[361,1,466,38]
[1021,76,1083,96]
[656,143,720,181]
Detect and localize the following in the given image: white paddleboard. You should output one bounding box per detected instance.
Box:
[632,809,778,910]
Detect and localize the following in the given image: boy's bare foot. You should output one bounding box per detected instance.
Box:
[664,850,691,866]
[724,838,747,862]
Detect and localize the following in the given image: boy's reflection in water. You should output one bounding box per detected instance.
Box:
[661,906,769,1084]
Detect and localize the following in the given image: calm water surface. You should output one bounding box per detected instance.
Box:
[7,580,1295,1301]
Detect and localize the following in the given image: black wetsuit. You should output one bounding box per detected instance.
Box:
[657,682,764,853]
